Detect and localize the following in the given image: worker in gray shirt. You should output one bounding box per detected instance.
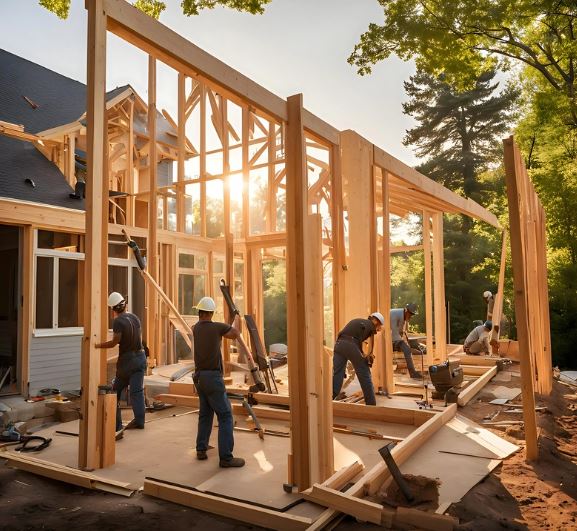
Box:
[390,303,422,379]
[464,320,492,355]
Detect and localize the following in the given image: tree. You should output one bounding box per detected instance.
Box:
[403,70,517,203]
[40,0,270,19]
[402,70,516,341]
[349,1,577,125]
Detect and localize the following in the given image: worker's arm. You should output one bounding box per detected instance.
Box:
[223,314,241,339]
[95,332,122,349]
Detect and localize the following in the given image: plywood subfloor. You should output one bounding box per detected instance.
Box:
[7,406,411,511]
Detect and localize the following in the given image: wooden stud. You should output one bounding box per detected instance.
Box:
[144,479,311,530]
[381,170,394,393]
[126,98,135,226]
[19,226,33,398]
[503,137,539,460]
[456,365,497,406]
[286,94,313,490]
[330,142,345,334]
[99,392,116,468]
[491,231,507,346]
[423,211,434,365]
[80,0,108,471]
[176,72,186,233]
[432,212,446,361]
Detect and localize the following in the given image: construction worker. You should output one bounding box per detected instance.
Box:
[332,312,385,406]
[193,296,245,468]
[464,320,493,355]
[96,292,146,431]
[483,290,495,320]
[390,303,423,379]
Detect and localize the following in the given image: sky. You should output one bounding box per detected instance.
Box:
[0,0,418,165]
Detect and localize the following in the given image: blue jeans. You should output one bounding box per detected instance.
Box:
[392,340,418,375]
[332,339,376,406]
[113,350,147,430]
[194,370,234,460]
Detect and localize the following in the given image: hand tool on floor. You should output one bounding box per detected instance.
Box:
[378,442,415,504]
[227,392,264,439]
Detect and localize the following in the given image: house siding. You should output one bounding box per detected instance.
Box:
[29,335,82,395]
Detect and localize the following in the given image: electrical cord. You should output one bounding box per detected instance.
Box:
[15,435,52,452]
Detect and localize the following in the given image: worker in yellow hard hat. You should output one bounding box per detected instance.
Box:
[96,292,146,431]
[332,312,385,406]
[192,296,245,468]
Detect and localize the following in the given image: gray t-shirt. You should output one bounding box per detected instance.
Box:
[464,325,490,349]
[390,308,405,342]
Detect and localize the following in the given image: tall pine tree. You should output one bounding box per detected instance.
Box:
[402,70,517,341]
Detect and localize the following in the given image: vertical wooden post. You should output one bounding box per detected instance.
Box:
[242,106,250,239]
[491,231,507,344]
[126,99,134,226]
[177,73,186,233]
[147,55,160,365]
[422,211,434,365]
[537,204,553,393]
[380,169,393,394]
[19,225,34,398]
[330,142,345,335]
[503,137,539,460]
[200,84,207,237]
[432,212,446,361]
[81,0,108,470]
[286,94,317,490]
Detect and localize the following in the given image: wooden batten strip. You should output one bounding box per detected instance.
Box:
[144,479,311,531]
[457,365,497,406]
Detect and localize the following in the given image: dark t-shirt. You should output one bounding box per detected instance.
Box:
[113,312,143,355]
[193,320,232,372]
[337,318,376,346]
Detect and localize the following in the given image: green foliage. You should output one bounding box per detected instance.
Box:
[350,1,577,124]
[40,0,270,19]
[181,0,271,16]
[133,0,166,19]
[39,0,70,19]
[262,259,287,347]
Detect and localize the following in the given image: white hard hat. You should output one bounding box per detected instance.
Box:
[483,290,493,299]
[107,292,125,308]
[370,312,385,326]
[195,296,216,312]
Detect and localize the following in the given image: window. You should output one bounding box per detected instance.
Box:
[178,251,208,316]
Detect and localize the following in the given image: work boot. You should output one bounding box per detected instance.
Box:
[219,457,245,468]
[410,371,423,379]
[196,450,208,460]
[125,419,144,430]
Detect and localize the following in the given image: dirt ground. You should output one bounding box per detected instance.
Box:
[1,373,577,530]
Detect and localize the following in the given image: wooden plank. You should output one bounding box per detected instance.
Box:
[322,461,364,490]
[143,479,311,530]
[537,203,553,393]
[432,212,446,360]
[395,507,456,531]
[304,484,382,525]
[381,170,394,393]
[286,94,313,490]
[423,211,434,365]
[168,381,195,395]
[491,231,507,345]
[80,0,107,471]
[457,365,497,406]
[147,55,160,365]
[100,393,116,468]
[503,137,539,460]
[373,143,500,228]
[449,354,499,366]
[176,73,185,233]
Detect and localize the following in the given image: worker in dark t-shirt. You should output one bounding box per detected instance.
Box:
[96,292,146,431]
[332,312,385,405]
[192,296,244,467]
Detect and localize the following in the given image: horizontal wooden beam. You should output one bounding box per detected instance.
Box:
[101,0,339,144]
[144,478,311,530]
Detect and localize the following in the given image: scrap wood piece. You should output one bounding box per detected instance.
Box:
[303,484,383,524]
[395,506,457,531]
[457,366,498,406]
[3,452,134,496]
[322,461,364,490]
[143,478,311,531]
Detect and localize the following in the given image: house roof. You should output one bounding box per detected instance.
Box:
[0,49,177,212]
[0,135,85,210]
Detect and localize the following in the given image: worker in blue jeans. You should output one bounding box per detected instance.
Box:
[193,296,245,468]
[96,292,146,431]
[332,312,385,406]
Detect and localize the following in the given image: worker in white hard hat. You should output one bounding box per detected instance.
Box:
[96,292,146,431]
[332,312,385,406]
[390,303,423,379]
[464,320,493,355]
[192,296,245,468]
[483,290,494,321]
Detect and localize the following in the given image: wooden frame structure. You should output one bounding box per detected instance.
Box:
[504,136,553,460]
[79,0,508,480]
